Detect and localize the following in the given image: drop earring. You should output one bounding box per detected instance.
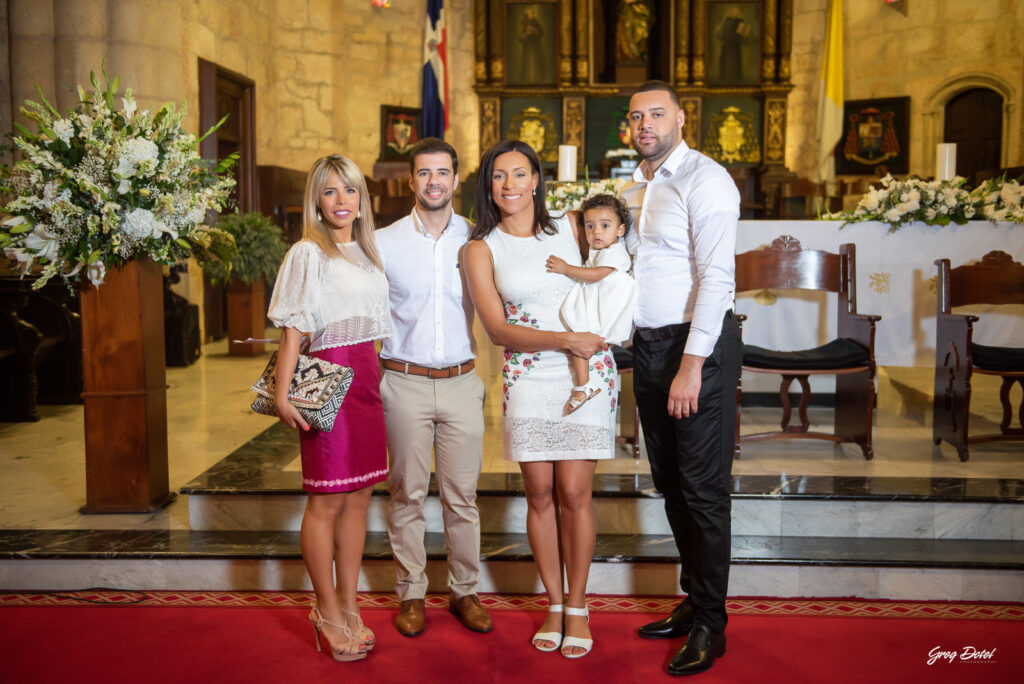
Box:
[316,208,324,222]
[532,188,536,196]
[357,210,362,219]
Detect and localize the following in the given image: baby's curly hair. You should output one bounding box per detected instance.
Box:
[579,193,631,234]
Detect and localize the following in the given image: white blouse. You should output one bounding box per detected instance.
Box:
[267,240,391,351]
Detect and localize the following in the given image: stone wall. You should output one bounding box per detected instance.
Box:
[4,0,477,174]
[788,0,1024,180]
[5,0,1019,188]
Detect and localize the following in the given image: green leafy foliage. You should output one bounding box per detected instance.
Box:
[206,212,287,285]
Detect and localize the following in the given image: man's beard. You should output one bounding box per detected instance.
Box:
[632,131,677,162]
[418,189,452,212]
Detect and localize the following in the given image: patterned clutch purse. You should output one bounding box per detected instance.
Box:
[250,351,354,432]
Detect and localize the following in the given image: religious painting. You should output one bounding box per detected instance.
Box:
[379,105,422,161]
[506,3,557,86]
[701,97,762,167]
[616,0,655,65]
[584,97,631,169]
[502,97,561,163]
[835,97,910,175]
[706,1,761,86]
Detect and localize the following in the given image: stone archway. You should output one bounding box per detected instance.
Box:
[922,73,1016,177]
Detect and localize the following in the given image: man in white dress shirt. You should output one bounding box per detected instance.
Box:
[375,138,491,637]
[621,81,742,676]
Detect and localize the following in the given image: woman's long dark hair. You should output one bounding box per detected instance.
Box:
[471,139,558,241]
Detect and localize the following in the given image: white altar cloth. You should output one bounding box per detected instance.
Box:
[735,221,1024,367]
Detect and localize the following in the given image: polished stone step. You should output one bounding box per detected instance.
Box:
[180,423,1024,540]
[2,529,1022,601]
[183,474,1024,541]
[185,486,1024,541]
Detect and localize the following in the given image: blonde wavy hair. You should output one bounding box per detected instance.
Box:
[301,154,383,271]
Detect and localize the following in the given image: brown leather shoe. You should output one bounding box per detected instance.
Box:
[396,598,425,637]
[449,594,492,633]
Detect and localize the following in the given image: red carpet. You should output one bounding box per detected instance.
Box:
[1,592,1021,683]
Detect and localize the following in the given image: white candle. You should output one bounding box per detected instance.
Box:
[558,145,577,182]
[936,143,957,181]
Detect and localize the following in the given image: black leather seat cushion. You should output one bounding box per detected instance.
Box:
[971,343,1024,373]
[743,338,869,370]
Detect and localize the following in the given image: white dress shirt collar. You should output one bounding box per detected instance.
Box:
[411,206,455,237]
[633,139,690,183]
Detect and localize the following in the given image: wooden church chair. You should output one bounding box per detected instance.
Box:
[366,177,415,228]
[933,251,1024,461]
[611,344,641,459]
[840,178,876,212]
[777,179,823,219]
[734,235,881,459]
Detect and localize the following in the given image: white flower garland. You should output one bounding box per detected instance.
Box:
[826,174,1023,232]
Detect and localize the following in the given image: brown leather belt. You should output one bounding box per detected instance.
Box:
[382,359,475,379]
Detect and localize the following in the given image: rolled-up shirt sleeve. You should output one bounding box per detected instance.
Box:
[684,173,739,358]
[267,241,322,333]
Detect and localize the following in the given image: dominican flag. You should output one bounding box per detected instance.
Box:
[422,0,448,139]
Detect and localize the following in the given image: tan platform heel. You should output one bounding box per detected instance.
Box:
[309,605,368,662]
[341,608,375,651]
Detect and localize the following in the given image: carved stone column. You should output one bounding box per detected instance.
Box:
[474,0,488,85]
[779,0,793,82]
[674,0,691,84]
[562,96,585,168]
[574,0,589,83]
[558,0,573,85]
[692,0,707,84]
[488,0,505,84]
[479,97,500,153]
[761,0,777,82]
[680,97,702,150]
[764,97,787,166]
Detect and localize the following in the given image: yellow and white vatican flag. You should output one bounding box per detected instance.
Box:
[816,0,844,187]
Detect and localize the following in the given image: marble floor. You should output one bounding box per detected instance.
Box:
[0,333,1020,533]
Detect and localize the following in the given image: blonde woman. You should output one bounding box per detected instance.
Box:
[267,154,391,662]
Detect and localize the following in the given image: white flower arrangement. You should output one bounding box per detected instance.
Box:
[972,176,1024,223]
[825,174,1023,232]
[546,177,630,212]
[0,64,237,289]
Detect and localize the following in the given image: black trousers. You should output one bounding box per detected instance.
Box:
[633,312,741,634]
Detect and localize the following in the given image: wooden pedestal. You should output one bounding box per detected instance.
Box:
[227,278,266,356]
[79,260,175,513]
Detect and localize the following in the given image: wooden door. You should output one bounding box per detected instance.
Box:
[944,88,1002,184]
[198,60,256,341]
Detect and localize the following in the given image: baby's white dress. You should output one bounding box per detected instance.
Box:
[559,240,636,345]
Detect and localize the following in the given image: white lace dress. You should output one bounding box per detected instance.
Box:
[484,215,617,462]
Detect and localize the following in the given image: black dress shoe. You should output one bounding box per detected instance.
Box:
[667,625,726,676]
[638,601,696,639]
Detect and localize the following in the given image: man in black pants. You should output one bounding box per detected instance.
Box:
[622,80,742,677]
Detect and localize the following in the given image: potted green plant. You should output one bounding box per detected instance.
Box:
[208,212,287,356]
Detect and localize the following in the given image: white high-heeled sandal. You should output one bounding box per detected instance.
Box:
[532,604,564,652]
[561,606,592,659]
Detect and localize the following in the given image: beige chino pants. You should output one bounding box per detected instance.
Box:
[381,368,485,600]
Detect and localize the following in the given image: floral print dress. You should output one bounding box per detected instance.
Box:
[483,215,617,461]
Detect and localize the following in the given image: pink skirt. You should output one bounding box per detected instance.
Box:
[299,341,388,493]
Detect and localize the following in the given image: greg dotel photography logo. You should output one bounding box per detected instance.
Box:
[927,646,997,665]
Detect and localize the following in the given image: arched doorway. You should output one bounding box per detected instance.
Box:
[944,88,1003,184]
